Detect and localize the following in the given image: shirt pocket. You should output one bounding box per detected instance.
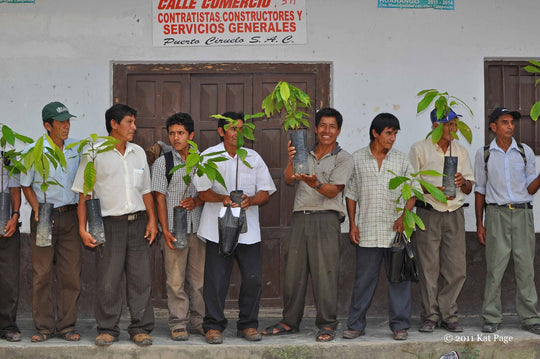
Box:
[133,168,145,190]
[238,176,256,196]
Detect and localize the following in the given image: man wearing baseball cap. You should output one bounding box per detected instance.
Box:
[20,101,82,342]
[409,108,474,333]
[474,107,540,334]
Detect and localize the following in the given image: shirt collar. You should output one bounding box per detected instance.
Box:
[489,137,518,153]
[308,142,342,156]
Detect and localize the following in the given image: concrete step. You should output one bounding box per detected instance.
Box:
[1,316,539,358]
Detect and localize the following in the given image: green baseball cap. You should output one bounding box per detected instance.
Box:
[42,101,76,122]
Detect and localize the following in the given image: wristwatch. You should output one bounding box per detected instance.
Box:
[315,181,323,190]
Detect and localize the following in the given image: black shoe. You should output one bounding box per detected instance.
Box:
[419,320,437,333]
[482,322,499,333]
[523,323,540,335]
[441,321,463,333]
[1,329,21,342]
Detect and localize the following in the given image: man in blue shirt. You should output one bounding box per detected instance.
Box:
[21,102,82,342]
[474,107,540,335]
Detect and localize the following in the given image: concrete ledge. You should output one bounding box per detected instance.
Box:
[2,316,540,359]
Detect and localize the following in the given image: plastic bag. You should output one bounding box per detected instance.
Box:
[218,205,244,257]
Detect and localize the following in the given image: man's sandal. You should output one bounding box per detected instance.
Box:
[316,327,335,342]
[261,322,297,336]
[59,331,81,341]
[31,333,50,342]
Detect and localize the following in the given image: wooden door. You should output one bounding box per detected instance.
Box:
[113,63,330,309]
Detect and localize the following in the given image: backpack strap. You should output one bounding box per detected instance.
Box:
[164,151,174,185]
[517,143,527,167]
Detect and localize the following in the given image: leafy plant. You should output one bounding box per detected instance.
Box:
[417,89,473,144]
[523,60,540,121]
[210,113,263,192]
[22,134,67,202]
[169,139,227,199]
[0,125,33,192]
[388,169,447,238]
[261,81,312,131]
[65,134,120,197]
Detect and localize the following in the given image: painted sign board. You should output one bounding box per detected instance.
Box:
[153,0,307,47]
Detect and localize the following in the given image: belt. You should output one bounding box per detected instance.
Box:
[298,210,337,215]
[54,204,77,213]
[414,200,434,210]
[489,203,533,210]
[105,211,146,222]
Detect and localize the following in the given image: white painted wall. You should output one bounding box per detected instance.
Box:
[1,0,540,232]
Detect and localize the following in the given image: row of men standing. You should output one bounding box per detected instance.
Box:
[0,102,539,345]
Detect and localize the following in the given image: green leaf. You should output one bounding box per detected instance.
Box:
[1,125,15,146]
[413,188,425,203]
[404,209,415,231]
[402,183,412,201]
[389,176,409,190]
[431,123,444,143]
[280,82,290,101]
[524,65,540,74]
[83,162,96,196]
[531,101,540,121]
[186,153,200,168]
[417,92,438,114]
[418,179,447,203]
[14,133,33,144]
[457,119,473,143]
[417,89,437,96]
[529,59,540,68]
[412,212,426,230]
[415,169,443,177]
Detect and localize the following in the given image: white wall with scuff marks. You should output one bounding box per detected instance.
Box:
[1,0,540,232]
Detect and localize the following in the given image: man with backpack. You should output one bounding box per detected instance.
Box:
[474,107,540,335]
[151,113,205,341]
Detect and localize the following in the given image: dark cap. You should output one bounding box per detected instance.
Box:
[430,108,462,123]
[42,101,76,122]
[488,107,520,123]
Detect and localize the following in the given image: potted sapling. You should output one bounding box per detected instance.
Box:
[523,60,540,121]
[167,140,227,249]
[416,89,473,198]
[65,134,120,245]
[261,81,312,174]
[22,134,67,247]
[0,125,33,234]
[210,112,263,233]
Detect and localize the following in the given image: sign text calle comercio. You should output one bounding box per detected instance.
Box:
[153,0,307,47]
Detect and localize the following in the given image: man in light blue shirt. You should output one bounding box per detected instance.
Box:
[20,102,82,342]
[474,107,540,335]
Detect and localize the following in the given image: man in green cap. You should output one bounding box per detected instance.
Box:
[20,101,82,342]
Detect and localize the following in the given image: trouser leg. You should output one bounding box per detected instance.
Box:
[282,213,309,330]
[384,248,411,331]
[306,213,340,329]
[125,215,154,336]
[414,207,442,323]
[482,205,512,324]
[95,218,128,337]
[162,232,190,331]
[346,247,383,331]
[53,210,82,334]
[0,229,20,331]
[185,233,205,331]
[438,208,466,323]
[203,241,234,332]
[236,243,262,330]
[30,212,55,334]
[511,209,540,326]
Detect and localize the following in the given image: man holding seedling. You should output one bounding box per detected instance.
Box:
[409,108,474,334]
[263,108,352,342]
[194,111,275,345]
[73,104,158,346]
[21,101,81,342]
[151,112,205,341]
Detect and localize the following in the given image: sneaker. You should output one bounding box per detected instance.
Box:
[171,328,188,341]
[343,329,365,339]
[523,323,540,335]
[132,333,153,346]
[205,329,223,344]
[95,333,118,346]
[482,322,500,333]
[237,328,262,341]
[441,321,463,333]
[419,320,437,333]
[393,329,408,340]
